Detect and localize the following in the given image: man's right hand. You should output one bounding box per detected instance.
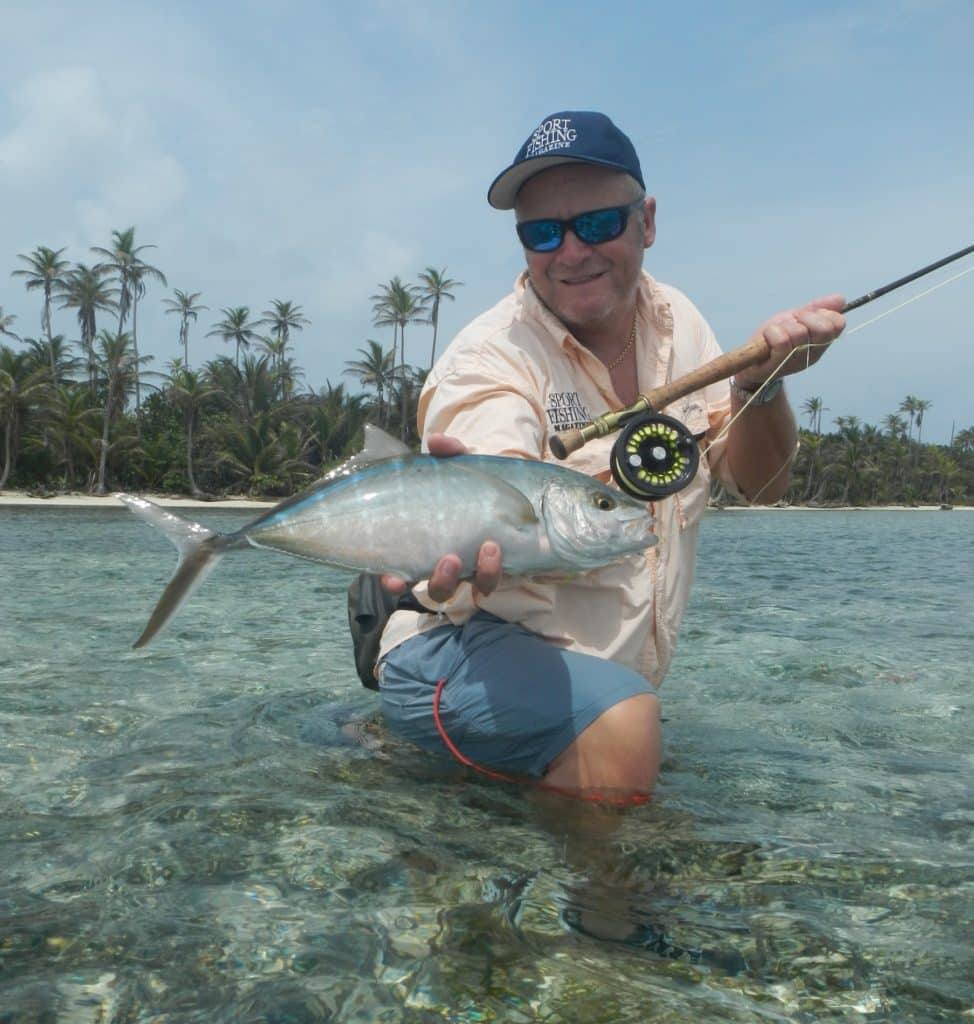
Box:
[381,432,504,601]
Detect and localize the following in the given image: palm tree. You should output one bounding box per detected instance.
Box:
[36,384,100,489]
[207,306,259,370]
[275,354,305,404]
[370,277,428,440]
[258,300,309,368]
[800,395,826,435]
[927,449,963,506]
[343,340,396,426]
[952,427,974,454]
[302,383,367,469]
[23,335,75,381]
[882,413,907,439]
[56,264,119,393]
[913,398,932,446]
[212,411,295,496]
[389,364,428,445]
[254,335,304,401]
[0,345,47,489]
[417,266,462,368]
[91,228,167,418]
[162,289,208,370]
[12,245,70,380]
[0,307,21,342]
[91,330,150,494]
[899,395,921,441]
[166,365,220,497]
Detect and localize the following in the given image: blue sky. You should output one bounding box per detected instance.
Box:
[2,0,972,442]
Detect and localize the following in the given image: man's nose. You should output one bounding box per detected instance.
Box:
[555,227,595,261]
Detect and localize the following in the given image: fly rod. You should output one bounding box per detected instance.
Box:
[550,241,974,465]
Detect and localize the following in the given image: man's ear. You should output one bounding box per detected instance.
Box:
[642,196,657,249]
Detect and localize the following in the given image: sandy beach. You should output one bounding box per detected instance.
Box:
[0,490,969,512]
[0,491,275,510]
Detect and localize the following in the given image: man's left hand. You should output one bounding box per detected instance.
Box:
[734,294,846,391]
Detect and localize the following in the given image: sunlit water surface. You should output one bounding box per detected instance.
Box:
[1,506,972,1022]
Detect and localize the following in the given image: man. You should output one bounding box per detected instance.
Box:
[376,111,845,802]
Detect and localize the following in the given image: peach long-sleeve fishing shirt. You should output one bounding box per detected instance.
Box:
[378,271,739,686]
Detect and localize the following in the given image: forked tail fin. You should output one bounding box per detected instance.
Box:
[116,494,232,647]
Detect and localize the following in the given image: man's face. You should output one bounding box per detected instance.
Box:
[515,164,655,338]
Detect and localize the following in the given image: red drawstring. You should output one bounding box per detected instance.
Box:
[432,677,522,784]
[432,676,651,807]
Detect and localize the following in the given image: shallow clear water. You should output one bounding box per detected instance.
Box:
[1,505,972,1022]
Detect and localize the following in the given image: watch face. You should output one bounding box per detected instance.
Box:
[732,377,782,405]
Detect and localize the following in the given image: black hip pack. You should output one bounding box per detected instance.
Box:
[347,573,423,690]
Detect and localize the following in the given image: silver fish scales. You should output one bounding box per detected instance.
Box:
[118,426,656,647]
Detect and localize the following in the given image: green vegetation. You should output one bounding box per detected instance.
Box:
[710,397,974,507]
[781,405,974,507]
[2,230,459,497]
[2,230,970,504]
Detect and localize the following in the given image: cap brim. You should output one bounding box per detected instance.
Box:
[487,156,595,210]
[487,155,641,210]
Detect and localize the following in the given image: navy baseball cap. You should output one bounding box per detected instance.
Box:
[487,110,644,210]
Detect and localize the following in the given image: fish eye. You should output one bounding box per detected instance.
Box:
[593,493,616,511]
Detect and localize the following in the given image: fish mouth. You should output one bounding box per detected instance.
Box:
[619,509,657,546]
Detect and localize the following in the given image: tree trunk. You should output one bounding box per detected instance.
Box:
[186,410,201,497]
[429,301,439,369]
[399,326,408,442]
[0,410,14,489]
[132,298,142,435]
[44,290,58,383]
[802,461,816,501]
[95,399,112,495]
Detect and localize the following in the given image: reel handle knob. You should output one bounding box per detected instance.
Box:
[549,430,583,459]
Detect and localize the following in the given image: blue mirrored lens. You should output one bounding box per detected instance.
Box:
[575,208,625,244]
[517,220,563,252]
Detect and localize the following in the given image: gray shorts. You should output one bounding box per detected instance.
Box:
[377,612,655,778]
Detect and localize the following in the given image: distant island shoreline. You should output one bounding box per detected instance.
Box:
[1,491,969,512]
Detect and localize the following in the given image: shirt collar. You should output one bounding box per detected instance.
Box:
[515,270,674,347]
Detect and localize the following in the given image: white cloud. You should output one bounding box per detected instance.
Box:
[0,67,111,179]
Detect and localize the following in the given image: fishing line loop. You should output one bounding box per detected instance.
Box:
[700,262,974,476]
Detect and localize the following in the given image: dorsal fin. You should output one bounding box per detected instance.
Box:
[362,424,410,459]
[321,425,411,482]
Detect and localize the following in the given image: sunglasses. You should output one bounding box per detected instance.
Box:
[516,198,644,253]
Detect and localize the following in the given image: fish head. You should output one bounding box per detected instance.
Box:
[540,478,657,569]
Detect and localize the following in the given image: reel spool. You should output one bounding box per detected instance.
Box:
[610,413,700,500]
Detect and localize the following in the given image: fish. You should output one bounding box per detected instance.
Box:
[117,425,656,647]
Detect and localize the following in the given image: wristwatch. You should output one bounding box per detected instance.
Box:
[730,376,784,406]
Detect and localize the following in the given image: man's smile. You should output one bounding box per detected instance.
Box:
[556,269,607,286]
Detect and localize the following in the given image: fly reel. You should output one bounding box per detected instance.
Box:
[609,413,700,500]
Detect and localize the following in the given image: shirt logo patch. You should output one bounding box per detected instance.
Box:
[546,391,591,432]
[680,398,704,421]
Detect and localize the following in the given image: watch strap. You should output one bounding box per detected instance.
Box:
[730,376,784,406]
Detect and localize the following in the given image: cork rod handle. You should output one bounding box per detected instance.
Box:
[550,334,771,459]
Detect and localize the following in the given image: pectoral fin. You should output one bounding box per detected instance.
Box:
[445,462,539,528]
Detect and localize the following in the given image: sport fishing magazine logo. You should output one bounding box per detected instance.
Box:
[525,117,577,157]
[546,390,590,432]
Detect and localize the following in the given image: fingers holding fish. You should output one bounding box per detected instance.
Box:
[119,427,656,646]
[474,540,502,597]
[426,432,469,457]
[426,541,502,602]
